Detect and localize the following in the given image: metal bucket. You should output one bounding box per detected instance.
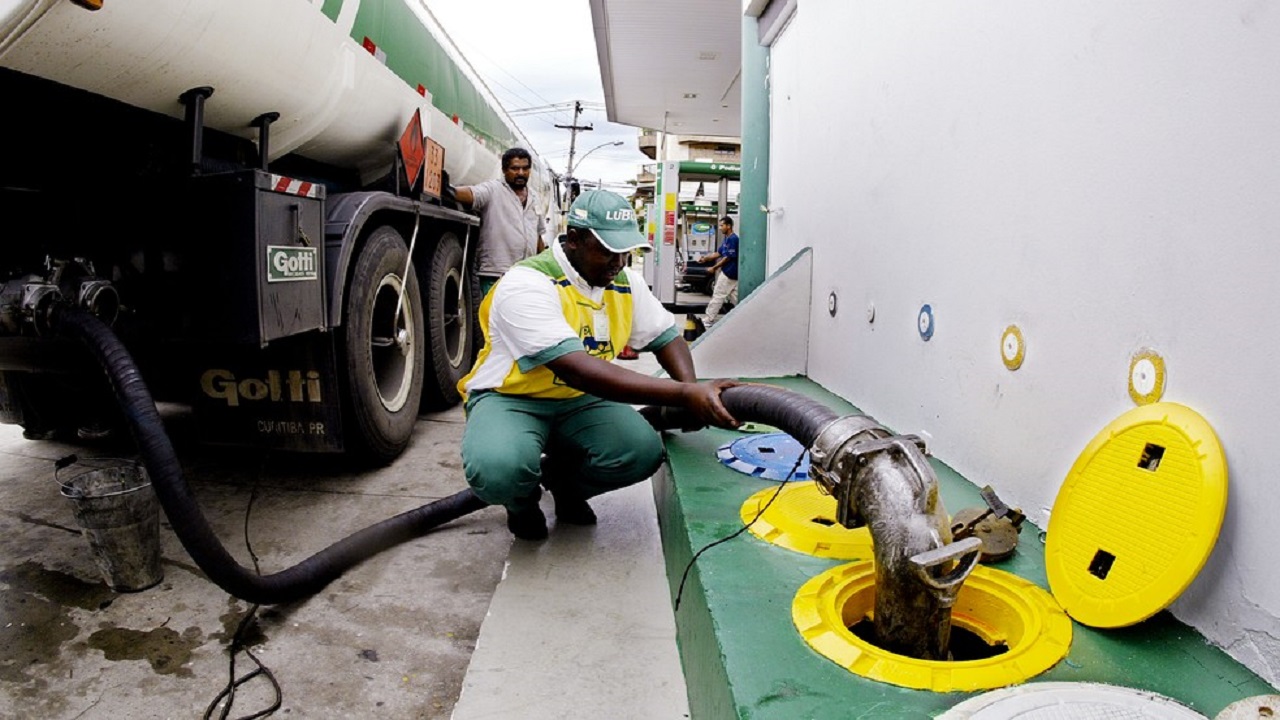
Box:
[57,457,163,592]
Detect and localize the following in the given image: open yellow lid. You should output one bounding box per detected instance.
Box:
[1045,402,1227,628]
[740,482,873,559]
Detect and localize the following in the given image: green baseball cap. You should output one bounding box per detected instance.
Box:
[567,190,650,252]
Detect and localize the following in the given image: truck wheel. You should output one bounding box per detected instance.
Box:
[420,231,477,409]
[341,227,425,463]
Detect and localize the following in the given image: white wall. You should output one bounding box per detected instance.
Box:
[765,1,1280,684]
[691,248,812,379]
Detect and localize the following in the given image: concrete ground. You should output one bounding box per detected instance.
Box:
[0,404,511,719]
[0,349,692,719]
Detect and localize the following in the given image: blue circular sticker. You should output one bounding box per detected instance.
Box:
[918,304,935,341]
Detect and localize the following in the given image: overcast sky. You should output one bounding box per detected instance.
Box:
[423,0,652,190]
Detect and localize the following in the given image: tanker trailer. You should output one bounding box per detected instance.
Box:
[0,0,557,462]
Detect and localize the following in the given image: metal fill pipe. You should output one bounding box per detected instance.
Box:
[643,383,980,659]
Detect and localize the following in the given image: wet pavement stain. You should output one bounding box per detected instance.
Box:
[0,583,81,684]
[1,561,117,611]
[213,602,269,648]
[86,625,203,677]
[0,561,117,685]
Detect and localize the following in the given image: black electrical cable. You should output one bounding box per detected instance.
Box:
[205,476,282,720]
[640,384,842,613]
[204,605,281,720]
[673,451,808,612]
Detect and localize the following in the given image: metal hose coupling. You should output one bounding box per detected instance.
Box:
[807,414,895,527]
[806,412,983,659]
[0,257,120,337]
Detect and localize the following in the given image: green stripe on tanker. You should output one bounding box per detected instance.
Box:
[348,0,517,154]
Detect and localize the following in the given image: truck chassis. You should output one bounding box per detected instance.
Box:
[0,68,480,463]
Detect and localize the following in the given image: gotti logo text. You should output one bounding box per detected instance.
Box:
[201,369,322,407]
[266,245,319,282]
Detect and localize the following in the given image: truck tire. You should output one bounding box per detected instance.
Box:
[420,231,477,410]
[341,227,425,463]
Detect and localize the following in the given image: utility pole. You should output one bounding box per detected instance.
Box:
[555,100,592,207]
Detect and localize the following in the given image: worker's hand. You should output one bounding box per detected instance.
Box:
[682,379,741,429]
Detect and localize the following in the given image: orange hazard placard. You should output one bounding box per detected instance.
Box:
[423,137,445,199]
[398,109,426,188]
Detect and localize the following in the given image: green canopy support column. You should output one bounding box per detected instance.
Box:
[738,13,770,300]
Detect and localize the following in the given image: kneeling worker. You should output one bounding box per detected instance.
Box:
[457,190,740,540]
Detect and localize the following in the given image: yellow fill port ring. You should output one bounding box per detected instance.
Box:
[793,561,1072,692]
[741,482,873,559]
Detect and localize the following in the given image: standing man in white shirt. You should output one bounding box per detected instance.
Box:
[453,147,547,297]
[456,190,740,540]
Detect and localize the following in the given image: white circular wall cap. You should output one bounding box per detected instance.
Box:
[1000,325,1025,370]
[937,682,1207,720]
[1003,335,1020,360]
[1127,349,1167,405]
[1131,358,1158,396]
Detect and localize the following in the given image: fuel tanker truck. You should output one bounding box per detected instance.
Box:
[0,0,557,462]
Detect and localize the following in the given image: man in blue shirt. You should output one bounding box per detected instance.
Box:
[696,216,739,326]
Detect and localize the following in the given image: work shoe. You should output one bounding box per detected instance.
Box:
[552,492,597,526]
[506,505,548,541]
[539,455,598,525]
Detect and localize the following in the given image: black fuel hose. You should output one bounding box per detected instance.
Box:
[56,307,488,605]
[641,383,840,446]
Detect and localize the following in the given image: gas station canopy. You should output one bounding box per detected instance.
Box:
[588,0,742,136]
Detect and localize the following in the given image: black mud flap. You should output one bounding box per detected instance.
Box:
[193,333,344,452]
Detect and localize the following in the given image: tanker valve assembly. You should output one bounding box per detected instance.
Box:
[0,257,120,337]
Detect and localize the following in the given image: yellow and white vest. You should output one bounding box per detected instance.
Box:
[458,251,636,400]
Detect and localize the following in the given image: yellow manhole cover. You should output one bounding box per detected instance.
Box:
[740,481,873,559]
[1046,402,1227,628]
[793,561,1072,692]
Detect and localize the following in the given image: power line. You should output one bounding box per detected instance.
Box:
[415,3,589,132]
[445,41,565,117]
[411,1,545,150]
[479,80,566,129]
[510,101,605,117]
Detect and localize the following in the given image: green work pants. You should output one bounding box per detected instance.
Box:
[461,392,666,513]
